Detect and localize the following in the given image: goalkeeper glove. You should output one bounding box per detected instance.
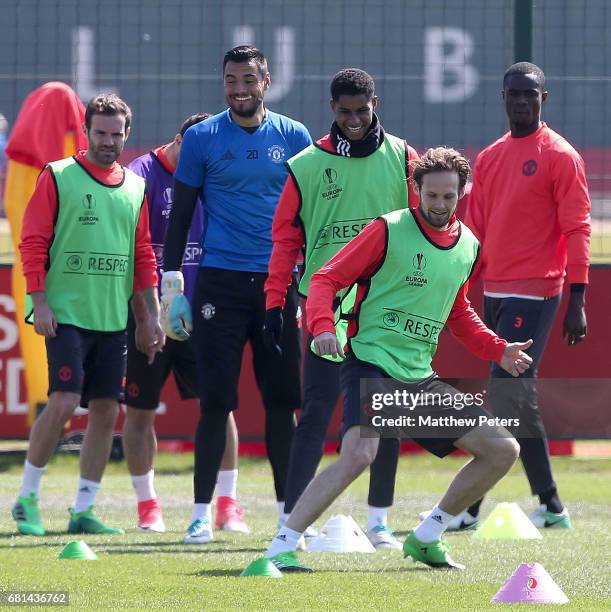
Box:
[160,271,192,341]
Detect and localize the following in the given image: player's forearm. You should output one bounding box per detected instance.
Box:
[446,286,507,362]
[29,290,49,309]
[131,287,160,323]
[306,277,339,337]
[163,179,199,271]
[265,239,302,309]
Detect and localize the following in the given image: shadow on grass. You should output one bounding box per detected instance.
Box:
[0,453,27,472]
[188,569,244,578]
[394,529,474,538]
[101,545,263,555]
[190,566,435,577]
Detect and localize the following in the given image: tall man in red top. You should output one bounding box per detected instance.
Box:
[460,63,591,530]
[264,68,420,549]
[13,94,162,536]
[259,148,531,573]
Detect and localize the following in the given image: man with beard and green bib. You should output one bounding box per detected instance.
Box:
[260,147,532,572]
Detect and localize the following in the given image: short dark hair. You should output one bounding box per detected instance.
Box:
[179,112,212,136]
[85,93,132,131]
[223,45,268,76]
[411,147,471,192]
[330,68,375,101]
[503,62,546,89]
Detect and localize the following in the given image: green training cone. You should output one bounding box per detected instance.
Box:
[58,540,98,560]
[240,558,283,577]
[473,502,542,540]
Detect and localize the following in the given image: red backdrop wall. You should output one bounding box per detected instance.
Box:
[1,265,609,441]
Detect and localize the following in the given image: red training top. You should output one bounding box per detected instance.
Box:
[20,151,158,294]
[307,208,507,363]
[465,123,591,297]
[265,133,420,309]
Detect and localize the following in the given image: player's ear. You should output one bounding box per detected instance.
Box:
[541,90,548,102]
[124,126,131,141]
[371,96,378,110]
[263,72,271,90]
[174,133,182,146]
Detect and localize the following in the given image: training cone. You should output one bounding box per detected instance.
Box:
[473,503,542,540]
[306,514,375,553]
[240,558,283,578]
[58,540,98,560]
[493,562,569,604]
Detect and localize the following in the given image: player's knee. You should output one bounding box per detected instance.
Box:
[295,411,329,440]
[488,436,520,473]
[124,407,155,433]
[201,389,235,414]
[47,393,80,425]
[88,400,120,429]
[340,438,377,476]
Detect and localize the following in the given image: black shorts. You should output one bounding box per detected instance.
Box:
[340,354,490,458]
[46,324,127,404]
[191,267,302,414]
[125,313,198,410]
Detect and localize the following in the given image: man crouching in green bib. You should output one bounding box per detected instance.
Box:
[261,147,533,572]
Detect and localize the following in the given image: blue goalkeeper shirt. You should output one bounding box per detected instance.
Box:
[175,109,312,272]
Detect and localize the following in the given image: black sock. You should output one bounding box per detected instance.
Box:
[367,438,400,507]
[193,410,229,503]
[539,487,563,513]
[265,410,296,502]
[467,498,484,517]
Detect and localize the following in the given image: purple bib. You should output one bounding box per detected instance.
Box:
[129,151,203,303]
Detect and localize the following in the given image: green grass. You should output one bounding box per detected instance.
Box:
[0,452,609,610]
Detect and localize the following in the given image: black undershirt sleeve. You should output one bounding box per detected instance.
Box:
[163,178,200,271]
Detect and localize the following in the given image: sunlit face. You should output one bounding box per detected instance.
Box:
[85,113,129,166]
[224,60,270,118]
[503,72,547,129]
[330,94,377,141]
[417,171,462,230]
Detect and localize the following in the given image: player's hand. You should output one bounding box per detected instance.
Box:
[160,271,192,341]
[263,307,283,355]
[135,317,165,365]
[498,339,533,377]
[313,331,345,359]
[563,293,587,346]
[33,300,57,337]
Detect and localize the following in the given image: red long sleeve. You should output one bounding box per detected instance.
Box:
[20,167,57,293]
[132,196,158,290]
[20,152,157,293]
[264,176,304,308]
[308,212,507,363]
[465,123,591,296]
[405,143,420,207]
[307,219,387,337]
[446,283,507,361]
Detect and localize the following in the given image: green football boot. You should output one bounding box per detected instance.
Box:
[528,505,572,529]
[403,531,465,569]
[269,551,313,573]
[12,493,45,536]
[68,506,124,535]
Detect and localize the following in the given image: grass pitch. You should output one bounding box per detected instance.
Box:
[0,452,609,611]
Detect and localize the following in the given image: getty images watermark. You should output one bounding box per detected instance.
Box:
[369,389,519,429]
[359,378,521,438]
[358,377,611,439]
